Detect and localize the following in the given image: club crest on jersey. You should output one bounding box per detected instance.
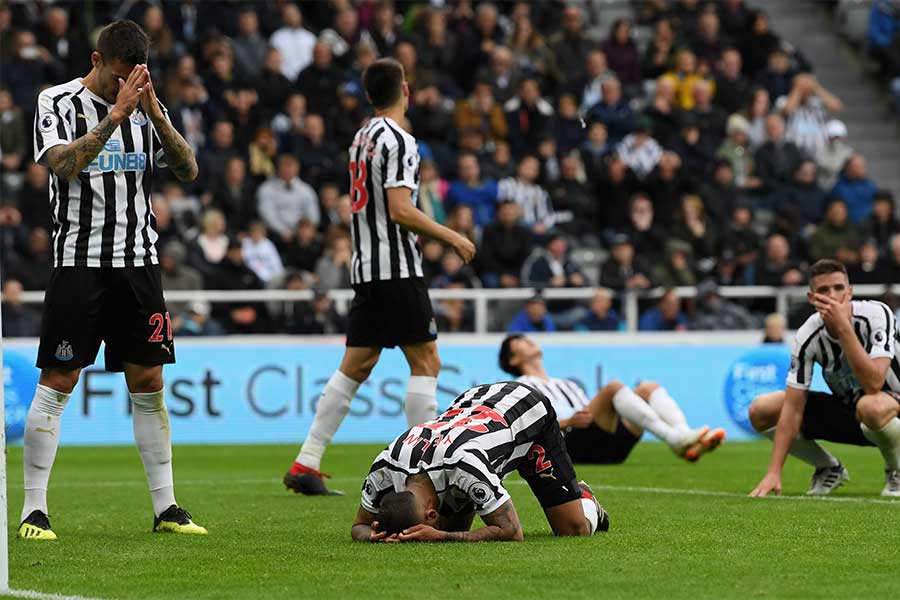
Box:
[129,107,149,126]
[39,113,58,133]
[428,318,437,336]
[54,340,74,362]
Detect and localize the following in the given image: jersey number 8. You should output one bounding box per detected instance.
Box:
[349,161,368,213]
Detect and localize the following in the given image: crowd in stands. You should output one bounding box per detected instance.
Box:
[868,0,900,112]
[2,0,900,337]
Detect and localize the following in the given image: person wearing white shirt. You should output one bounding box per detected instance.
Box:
[269,3,316,82]
[242,221,285,284]
[257,154,320,241]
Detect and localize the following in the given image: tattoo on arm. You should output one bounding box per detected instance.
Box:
[153,115,198,182]
[443,500,522,542]
[46,115,119,179]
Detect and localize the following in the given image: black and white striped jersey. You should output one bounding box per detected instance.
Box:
[360,381,554,516]
[517,375,590,421]
[497,177,555,229]
[347,116,423,285]
[33,79,167,268]
[787,300,900,397]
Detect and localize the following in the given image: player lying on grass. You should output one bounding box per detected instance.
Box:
[749,259,900,497]
[352,381,609,542]
[498,335,725,464]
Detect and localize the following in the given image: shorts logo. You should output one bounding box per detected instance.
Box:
[54,340,74,362]
[39,113,58,133]
[428,318,437,336]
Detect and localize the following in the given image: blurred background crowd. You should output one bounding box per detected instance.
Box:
[1,0,900,337]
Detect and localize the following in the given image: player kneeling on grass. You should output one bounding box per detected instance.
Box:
[351,381,609,542]
[499,335,725,463]
[749,259,900,497]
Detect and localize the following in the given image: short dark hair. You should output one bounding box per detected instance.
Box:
[499,334,525,376]
[808,259,847,282]
[363,58,404,109]
[97,20,149,66]
[378,491,419,535]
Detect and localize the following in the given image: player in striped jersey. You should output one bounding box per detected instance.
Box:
[351,381,609,542]
[750,260,900,497]
[17,21,205,541]
[283,58,476,496]
[499,335,725,464]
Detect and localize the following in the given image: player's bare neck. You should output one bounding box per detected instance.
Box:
[521,362,548,380]
[80,68,104,101]
[374,105,406,130]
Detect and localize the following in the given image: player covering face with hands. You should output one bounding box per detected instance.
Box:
[749,260,900,498]
[352,381,609,542]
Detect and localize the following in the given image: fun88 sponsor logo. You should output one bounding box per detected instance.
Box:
[723,346,790,435]
[84,139,147,173]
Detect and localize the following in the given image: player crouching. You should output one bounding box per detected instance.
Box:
[499,335,725,464]
[352,381,609,542]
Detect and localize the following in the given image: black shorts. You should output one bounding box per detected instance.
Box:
[37,266,175,372]
[799,390,886,446]
[564,421,642,465]
[346,277,437,348]
[515,388,582,509]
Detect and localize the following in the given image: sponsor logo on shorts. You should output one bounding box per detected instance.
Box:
[54,340,74,362]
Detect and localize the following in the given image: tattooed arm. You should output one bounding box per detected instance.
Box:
[142,76,198,182]
[45,116,119,180]
[397,500,524,542]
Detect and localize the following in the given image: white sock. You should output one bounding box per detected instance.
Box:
[761,427,839,469]
[405,375,438,427]
[580,498,599,534]
[21,385,70,521]
[131,389,177,516]
[647,386,689,433]
[296,370,360,471]
[612,386,681,447]
[861,418,900,470]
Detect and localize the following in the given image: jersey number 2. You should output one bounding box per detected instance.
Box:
[349,160,368,213]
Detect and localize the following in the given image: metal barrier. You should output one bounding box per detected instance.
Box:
[12,284,900,333]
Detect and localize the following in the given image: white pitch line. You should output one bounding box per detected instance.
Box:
[1,589,107,600]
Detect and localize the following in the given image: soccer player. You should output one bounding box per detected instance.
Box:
[351,381,609,542]
[19,21,206,540]
[499,335,725,463]
[749,259,900,497]
[283,58,476,495]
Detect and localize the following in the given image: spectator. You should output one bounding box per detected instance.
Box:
[446,204,478,246]
[314,230,352,290]
[644,151,692,228]
[247,127,279,181]
[673,113,716,182]
[599,233,653,291]
[417,160,448,225]
[479,200,533,288]
[270,3,317,82]
[0,203,27,275]
[574,288,621,331]
[740,11,781,77]
[642,18,676,80]
[662,48,710,111]
[199,120,240,183]
[830,153,877,224]
[293,114,342,189]
[810,198,860,263]
[497,155,555,234]
[369,0,408,59]
[625,192,667,261]
[814,119,854,190]
[242,221,285,284]
[16,163,52,229]
[209,157,257,234]
[698,160,741,228]
[639,288,689,331]
[692,10,725,67]
[257,154,320,242]
[295,42,344,116]
[8,227,52,290]
[453,79,508,146]
[719,204,761,285]
[755,49,795,102]
[255,48,295,118]
[189,209,230,280]
[773,159,827,226]
[776,73,843,156]
[284,218,324,273]
[744,87,771,149]
[615,116,662,179]
[504,76,554,158]
[289,290,347,335]
[548,4,592,87]
[580,122,612,180]
[408,84,455,165]
[754,233,805,287]
[446,153,498,229]
[754,113,806,195]
[3,31,61,109]
[673,194,718,265]
[654,239,698,288]
[521,233,586,327]
[413,7,457,77]
[159,241,204,314]
[434,298,473,333]
[715,114,759,194]
[232,8,268,80]
[690,79,727,145]
[586,77,634,145]
[551,94,585,156]
[175,300,227,337]
[431,249,481,289]
[645,75,681,148]
[211,240,269,334]
[508,294,557,333]
[36,6,88,80]
[476,45,520,105]
[762,313,787,344]
[692,279,756,330]
[0,87,26,175]
[330,81,368,152]
[507,15,561,91]
[847,239,893,284]
[169,77,215,157]
[1,279,40,337]
[548,155,595,241]
[574,50,615,113]
[714,47,749,114]
[601,19,641,94]
[862,191,900,257]
[272,93,308,147]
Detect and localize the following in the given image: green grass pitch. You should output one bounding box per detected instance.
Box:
[5,441,899,599]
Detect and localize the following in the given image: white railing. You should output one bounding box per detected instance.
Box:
[11,284,900,333]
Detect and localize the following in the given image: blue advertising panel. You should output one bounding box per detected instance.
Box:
[2,338,815,445]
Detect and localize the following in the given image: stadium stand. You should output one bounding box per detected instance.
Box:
[2,0,900,336]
